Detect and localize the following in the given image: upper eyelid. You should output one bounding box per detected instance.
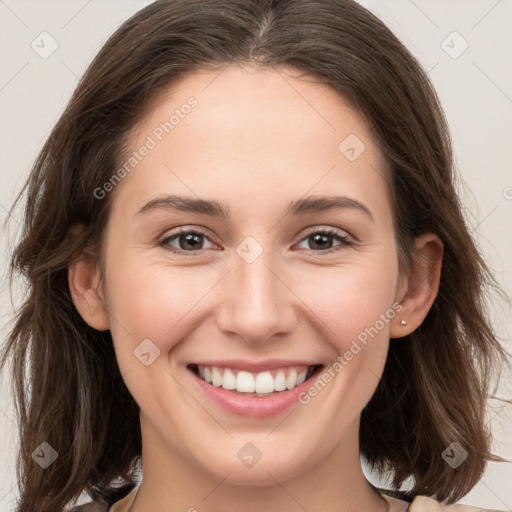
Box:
[301,226,350,238]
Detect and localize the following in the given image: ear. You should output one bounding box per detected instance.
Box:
[68,225,110,331]
[390,233,443,339]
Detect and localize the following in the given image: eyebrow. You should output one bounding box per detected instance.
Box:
[135,194,374,222]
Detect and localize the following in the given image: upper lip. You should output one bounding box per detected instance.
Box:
[189,359,322,373]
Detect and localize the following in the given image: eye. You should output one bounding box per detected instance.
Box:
[160,228,217,253]
[295,228,354,254]
[159,227,354,255]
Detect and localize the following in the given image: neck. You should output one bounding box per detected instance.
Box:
[123,414,388,512]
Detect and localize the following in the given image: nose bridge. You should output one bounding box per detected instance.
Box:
[215,237,297,343]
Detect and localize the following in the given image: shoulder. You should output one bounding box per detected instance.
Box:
[378,488,504,512]
[409,495,505,512]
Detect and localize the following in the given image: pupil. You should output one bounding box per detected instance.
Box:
[180,233,202,250]
[310,233,331,250]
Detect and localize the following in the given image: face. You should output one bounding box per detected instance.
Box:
[96,64,405,485]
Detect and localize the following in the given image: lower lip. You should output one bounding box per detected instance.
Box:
[188,367,320,418]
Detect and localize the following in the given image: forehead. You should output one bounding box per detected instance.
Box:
[110,64,390,223]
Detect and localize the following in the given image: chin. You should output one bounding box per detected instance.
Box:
[196,446,319,487]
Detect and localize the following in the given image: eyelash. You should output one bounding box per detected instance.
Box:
[159,227,354,256]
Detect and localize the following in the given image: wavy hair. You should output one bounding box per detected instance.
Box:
[1,1,510,510]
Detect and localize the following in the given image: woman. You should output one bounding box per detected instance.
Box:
[1,1,509,511]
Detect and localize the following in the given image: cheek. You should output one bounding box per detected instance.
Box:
[312,262,399,348]
[104,254,218,361]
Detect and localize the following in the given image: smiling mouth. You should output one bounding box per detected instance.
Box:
[187,363,323,396]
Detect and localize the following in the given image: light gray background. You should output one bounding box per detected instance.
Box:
[0,0,511,510]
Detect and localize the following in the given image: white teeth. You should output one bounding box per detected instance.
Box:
[274,371,286,391]
[236,371,255,392]
[211,367,222,387]
[254,371,274,393]
[194,365,316,394]
[222,369,236,390]
[286,369,298,390]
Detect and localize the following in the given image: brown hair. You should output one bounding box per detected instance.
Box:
[1,0,510,510]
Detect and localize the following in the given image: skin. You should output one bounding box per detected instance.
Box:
[69,64,443,512]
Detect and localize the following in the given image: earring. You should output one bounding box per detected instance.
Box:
[400,319,407,325]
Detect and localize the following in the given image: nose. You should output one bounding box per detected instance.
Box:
[214,247,298,345]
